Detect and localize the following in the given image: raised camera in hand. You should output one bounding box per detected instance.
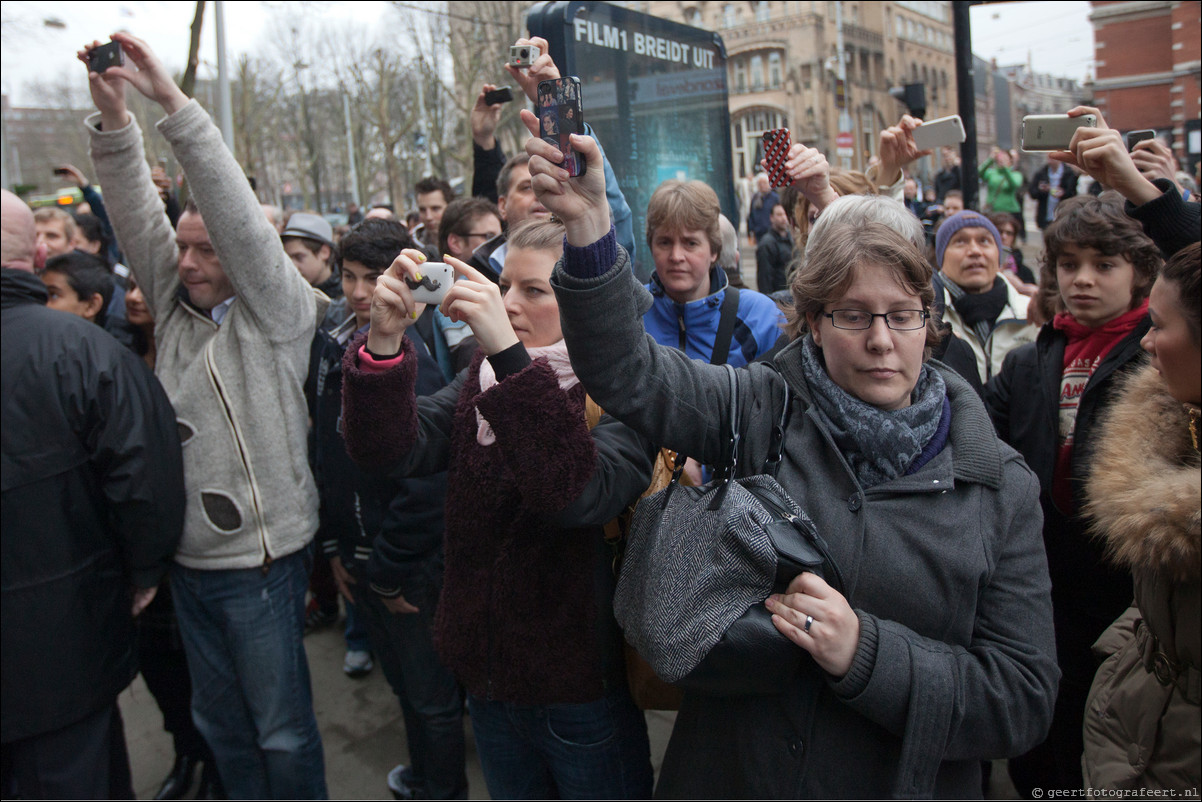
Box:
[509,45,541,69]
[86,41,125,73]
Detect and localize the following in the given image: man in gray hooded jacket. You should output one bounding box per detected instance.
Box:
[84,33,328,798]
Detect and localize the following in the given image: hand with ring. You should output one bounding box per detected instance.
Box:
[765,572,860,678]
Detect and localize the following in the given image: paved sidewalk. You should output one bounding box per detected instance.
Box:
[122,616,1018,799]
[120,619,679,799]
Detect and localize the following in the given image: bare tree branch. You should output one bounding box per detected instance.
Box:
[179,1,206,98]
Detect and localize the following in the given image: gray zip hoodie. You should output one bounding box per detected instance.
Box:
[88,100,327,569]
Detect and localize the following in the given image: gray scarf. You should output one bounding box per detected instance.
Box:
[801,336,946,488]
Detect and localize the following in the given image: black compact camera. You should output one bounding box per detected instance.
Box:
[86,41,125,73]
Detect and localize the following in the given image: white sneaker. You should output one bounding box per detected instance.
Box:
[343,649,373,678]
[387,763,421,800]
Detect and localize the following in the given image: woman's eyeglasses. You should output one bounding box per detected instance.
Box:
[824,309,929,331]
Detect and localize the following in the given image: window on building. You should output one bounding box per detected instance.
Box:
[735,58,747,93]
[750,54,764,92]
[769,52,783,89]
[755,1,771,22]
[723,4,737,28]
[734,108,788,179]
[687,7,702,26]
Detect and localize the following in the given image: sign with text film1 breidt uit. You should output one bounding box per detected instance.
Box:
[528,2,734,282]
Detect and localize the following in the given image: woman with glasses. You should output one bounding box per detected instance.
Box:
[524,122,1058,797]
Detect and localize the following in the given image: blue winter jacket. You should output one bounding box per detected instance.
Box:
[643,266,784,367]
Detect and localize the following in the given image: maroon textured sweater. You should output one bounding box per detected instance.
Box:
[342,336,650,703]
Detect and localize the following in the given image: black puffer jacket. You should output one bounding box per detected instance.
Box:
[1,268,185,742]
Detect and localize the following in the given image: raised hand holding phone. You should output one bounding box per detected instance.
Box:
[877,114,928,185]
[471,84,506,149]
[778,143,838,211]
[367,248,429,357]
[520,109,609,247]
[1051,106,1162,206]
[78,32,188,129]
[439,257,519,356]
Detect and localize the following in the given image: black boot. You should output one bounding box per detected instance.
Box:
[196,760,227,800]
[153,754,199,800]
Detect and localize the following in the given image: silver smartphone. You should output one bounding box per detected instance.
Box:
[1021,114,1098,152]
[912,115,966,151]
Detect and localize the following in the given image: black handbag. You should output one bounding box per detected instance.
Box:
[613,364,845,696]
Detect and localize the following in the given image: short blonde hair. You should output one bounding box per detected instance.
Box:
[33,206,77,241]
[506,217,565,254]
[645,180,722,257]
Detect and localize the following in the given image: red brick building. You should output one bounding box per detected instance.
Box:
[1089,0,1201,174]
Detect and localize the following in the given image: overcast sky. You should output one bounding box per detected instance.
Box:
[0,1,1096,107]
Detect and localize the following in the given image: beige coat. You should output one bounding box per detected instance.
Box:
[1082,366,1200,791]
[89,101,328,569]
[941,277,1036,384]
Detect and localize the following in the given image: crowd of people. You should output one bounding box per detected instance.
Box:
[1,27,1198,802]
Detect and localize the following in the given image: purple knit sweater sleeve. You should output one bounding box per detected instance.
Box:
[341,331,419,471]
[474,360,597,513]
[562,225,618,280]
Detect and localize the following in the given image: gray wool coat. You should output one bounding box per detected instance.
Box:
[552,244,1059,798]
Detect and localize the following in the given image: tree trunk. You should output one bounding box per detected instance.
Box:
[179,1,206,97]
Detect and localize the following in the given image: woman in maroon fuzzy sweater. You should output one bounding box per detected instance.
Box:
[340,219,656,799]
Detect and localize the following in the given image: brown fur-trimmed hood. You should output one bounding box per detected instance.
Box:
[1084,365,1201,583]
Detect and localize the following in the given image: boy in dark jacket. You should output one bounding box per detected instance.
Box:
[308,219,466,799]
[984,194,1162,795]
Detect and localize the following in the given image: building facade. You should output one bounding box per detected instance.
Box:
[632,1,957,181]
[1088,0,1201,173]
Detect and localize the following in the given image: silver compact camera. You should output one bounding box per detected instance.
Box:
[509,44,541,69]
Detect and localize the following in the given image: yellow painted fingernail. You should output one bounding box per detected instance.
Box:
[414,272,422,281]
[411,310,419,319]
[416,252,427,263]
[443,254,452,262]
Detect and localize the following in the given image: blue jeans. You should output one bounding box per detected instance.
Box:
[171,549,327,799]
[344,600,370,653]
[353,572,466,798]
[466,689,652,799]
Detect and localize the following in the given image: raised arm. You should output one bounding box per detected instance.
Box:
[522,108,763,464]
[471,84,506,202]
[342,248,460,475]
[86,33,316,337]
[82,39,180,318]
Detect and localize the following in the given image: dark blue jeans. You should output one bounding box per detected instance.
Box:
[466,688,653,799]
[353,576,467,799]
[171,549,327,799]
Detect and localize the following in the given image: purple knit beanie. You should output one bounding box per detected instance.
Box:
[935,211,1003,268]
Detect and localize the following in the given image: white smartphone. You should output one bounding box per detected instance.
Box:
[912,115,966,151]
[406,262,454,305]
[1021,114,1098,152]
